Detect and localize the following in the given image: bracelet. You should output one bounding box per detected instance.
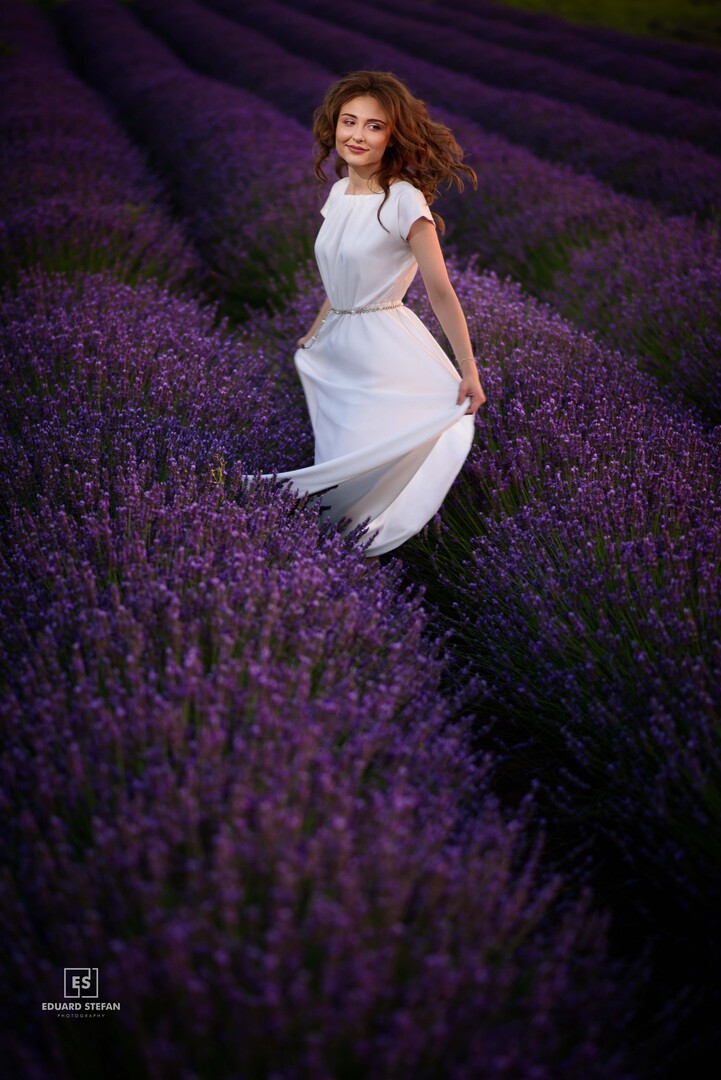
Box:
[456,356,478,366]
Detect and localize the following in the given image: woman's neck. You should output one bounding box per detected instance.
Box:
[345,166,384,195]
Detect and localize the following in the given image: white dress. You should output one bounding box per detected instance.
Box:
[256,176,475,557]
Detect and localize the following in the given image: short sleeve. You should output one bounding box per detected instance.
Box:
[320,179,343,218]
[396,183,435,241]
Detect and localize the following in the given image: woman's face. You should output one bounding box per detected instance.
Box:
[335,95,392,173]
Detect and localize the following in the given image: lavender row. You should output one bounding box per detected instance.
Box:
[0,268,632,1079]
[402,261,721,964]
[133,0,333,123]
[0,1,199,291]
[551,218,721,420]
[363,0,721,109]
[201,0,721,219]
[286,0,721,154]
[136,0,721,420]
[443,0,721,75]
[50,0,323,318]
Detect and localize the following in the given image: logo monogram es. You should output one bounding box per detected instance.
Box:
[63,968,99,999]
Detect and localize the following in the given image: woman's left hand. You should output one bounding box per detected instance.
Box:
[457,372,487,415]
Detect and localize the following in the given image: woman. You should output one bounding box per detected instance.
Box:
[255,70,485,557]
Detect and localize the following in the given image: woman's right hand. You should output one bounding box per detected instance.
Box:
[297,333,313,349]
[457,370,487,415]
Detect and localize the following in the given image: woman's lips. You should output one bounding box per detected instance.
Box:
[348,145,367,154]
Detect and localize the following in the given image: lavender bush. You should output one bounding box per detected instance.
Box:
[288,0,721,154]
[52,0,322,316]
[202,0,721,218]
[0,269,313,508]
[552,217,721,422]
[0,269,633,1079]
[401,262,721,949]
[366,0,721,109]
[0,0,199,291]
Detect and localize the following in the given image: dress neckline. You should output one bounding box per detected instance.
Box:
[343,177,400,197]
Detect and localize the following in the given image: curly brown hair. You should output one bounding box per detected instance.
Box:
[312,70,477,234]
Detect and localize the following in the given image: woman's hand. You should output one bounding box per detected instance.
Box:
[297,333,313,349]
[457,369,486,415]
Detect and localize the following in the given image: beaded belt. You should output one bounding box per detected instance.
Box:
[300,300,403,349]
[329,300,403,315]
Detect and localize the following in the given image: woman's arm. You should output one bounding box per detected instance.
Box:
[408,218,486,415]
[297,295,331,349]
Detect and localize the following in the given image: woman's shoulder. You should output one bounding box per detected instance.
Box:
[319,176,349,217]
[388,180,431,210]
[388,179,422,198]
[325,176,350,201]
[391,181,435,240]
[389,178,418,192]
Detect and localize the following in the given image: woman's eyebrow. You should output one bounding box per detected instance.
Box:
[340,112,388,124]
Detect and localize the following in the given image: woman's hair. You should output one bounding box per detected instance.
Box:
[312,70,477,234]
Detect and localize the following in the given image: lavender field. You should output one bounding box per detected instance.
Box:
[1,1,720,1077]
